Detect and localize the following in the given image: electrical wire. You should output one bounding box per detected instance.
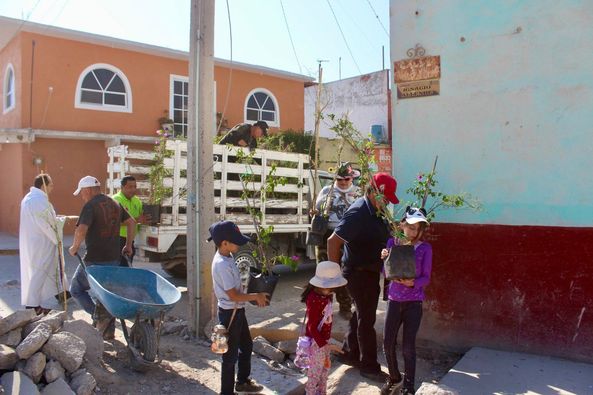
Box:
[3,0,43,46]
[325,0,362,75]
[279,0,303,75]
[217,0,234,134]
[365,0,389,38]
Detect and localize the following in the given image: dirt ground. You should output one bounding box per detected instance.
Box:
[73,261,462,395]
[0,253,461,394]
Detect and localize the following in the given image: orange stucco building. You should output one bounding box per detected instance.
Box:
[0,16,312,235]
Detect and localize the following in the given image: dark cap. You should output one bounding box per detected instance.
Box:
[253,121,269,136]
[335,162,361,179]
[207,221,251,246]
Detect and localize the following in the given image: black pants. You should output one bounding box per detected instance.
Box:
[342,270,381,373]
[218,307,252,395]
[119,237,135,267]
[383,300,423,392]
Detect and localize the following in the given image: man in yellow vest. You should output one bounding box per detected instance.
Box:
[112,176,149,266]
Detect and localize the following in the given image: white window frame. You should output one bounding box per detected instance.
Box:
[169,74,189,137]
[74,63,132,113]
[244,88,280,127]
[3,63,15,114]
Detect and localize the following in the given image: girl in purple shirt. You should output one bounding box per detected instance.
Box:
[380,207,432,395]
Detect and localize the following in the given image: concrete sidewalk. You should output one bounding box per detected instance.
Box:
[428,347,593,395]
[0,232,19,254]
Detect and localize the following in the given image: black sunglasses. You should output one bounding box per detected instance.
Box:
[337,177,352,181]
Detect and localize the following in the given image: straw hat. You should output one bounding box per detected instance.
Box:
[309,261,348,289]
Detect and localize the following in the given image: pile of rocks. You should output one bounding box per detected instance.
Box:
[0,309,99,395]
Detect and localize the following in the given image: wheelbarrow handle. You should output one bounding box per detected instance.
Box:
[74,253,88,272]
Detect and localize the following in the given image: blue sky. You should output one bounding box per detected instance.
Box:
[0,0,390,82]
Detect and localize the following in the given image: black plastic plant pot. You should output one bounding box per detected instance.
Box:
[143,204,161,226]
[246,268,279,305]
[306,214,329,246]
[310,214,329,234]
[384,245,416,280]
[306,230,325,246]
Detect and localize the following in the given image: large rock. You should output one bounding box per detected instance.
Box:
[416,382,460,395]
[0,328,23,346]
[61,320,103,364]
[23,352,46,383]
[252,336,285,363]
[41,378,75,395]
[161,320,187,335]
[44,359,65,383]
[0,371,40,395]
[0,310,37,336]
[69,369,96,395]
[0,344,18,370]
[16,323,52,359]
[41,332,86,373]
[276,339,297,354]
[23,311,67,337]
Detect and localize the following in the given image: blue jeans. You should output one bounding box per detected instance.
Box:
[70,260,119,315]
[218,307,252,395]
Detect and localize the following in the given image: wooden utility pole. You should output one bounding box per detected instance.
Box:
[187,0,216,335]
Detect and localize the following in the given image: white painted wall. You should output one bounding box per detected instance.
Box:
[305,70,389,139]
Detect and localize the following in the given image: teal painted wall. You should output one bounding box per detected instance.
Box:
[390,1,593,226]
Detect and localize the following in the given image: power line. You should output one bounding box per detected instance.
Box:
[365,0,389,38]
[279,0,303,75]
[4,0,43,46]
[325,0,362,75]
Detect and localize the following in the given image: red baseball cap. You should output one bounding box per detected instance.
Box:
[372,173,399,204]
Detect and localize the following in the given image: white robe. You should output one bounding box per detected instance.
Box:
[19,187,67,307]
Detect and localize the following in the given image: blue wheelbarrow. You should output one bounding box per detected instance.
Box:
[75,254,182,371]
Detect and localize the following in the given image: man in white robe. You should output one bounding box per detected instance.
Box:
[19,174,67,313]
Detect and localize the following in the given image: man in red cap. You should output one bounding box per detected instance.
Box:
[327,172,399,383]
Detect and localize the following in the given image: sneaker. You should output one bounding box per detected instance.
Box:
[235,378,264,393]
[380,376,403,395]
[360,370,389,383]
[96,318,116,340]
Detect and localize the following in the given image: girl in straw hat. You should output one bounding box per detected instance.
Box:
[300,261,348,394]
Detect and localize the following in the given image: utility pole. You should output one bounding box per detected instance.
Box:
[312,59,328,197]
[187,0,215,336]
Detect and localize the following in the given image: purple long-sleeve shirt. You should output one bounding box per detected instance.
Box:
[386,238,433,302]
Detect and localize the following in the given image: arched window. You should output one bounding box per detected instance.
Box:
[3,64,15,113]
[244,88,279,127]
[75,64,132,112]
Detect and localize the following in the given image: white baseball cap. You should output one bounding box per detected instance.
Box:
[404,206,428,224]
[309,261,347,289]
[73,176,100,196]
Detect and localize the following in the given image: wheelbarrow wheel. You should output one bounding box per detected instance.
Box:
[130,321,157,364]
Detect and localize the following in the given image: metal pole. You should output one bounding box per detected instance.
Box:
[188,0,215,336]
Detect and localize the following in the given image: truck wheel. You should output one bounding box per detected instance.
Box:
[161,258,187,279]
[234,244,260,288]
